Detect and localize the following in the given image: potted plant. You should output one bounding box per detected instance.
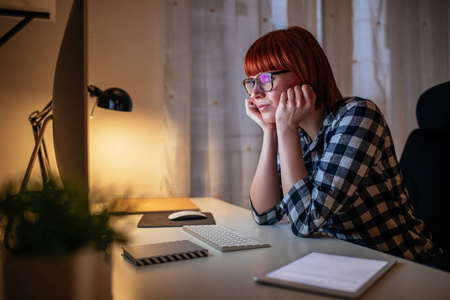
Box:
[0,180,126,300]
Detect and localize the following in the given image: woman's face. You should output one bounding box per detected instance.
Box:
[249,71,299,123]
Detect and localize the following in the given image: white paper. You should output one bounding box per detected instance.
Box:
[266,252,389,293]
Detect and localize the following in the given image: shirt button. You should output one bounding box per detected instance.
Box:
[317,186,323,191]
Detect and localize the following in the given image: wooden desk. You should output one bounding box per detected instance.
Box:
[111,198,450,300]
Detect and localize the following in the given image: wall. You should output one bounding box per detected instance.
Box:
[0,0,165,200]
[88,0,165,199]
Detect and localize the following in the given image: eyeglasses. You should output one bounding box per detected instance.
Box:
[242,70,290,96]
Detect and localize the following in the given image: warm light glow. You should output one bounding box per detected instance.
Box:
[88,110,165,198]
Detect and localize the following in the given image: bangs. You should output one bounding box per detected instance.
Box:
[244,36,287,76]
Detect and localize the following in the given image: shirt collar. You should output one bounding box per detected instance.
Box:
[323,109,334,126]
[323,97,353,126]
[299,97,353,142]
[298,108,331,143]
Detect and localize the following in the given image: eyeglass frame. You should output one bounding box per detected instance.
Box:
[242,70,291,96]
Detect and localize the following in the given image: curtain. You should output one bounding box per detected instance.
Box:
[376,0,448,154]
[189,0,288,208]
[289,0,449,154]
[351,0,448,154]
[162,0,449,208]
[160,0,192,196]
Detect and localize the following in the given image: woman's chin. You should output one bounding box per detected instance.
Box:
[261,115,276,124]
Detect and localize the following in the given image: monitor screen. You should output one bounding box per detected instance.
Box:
[52,0,88,193]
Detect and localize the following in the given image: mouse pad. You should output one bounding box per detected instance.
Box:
[137,211,216,228]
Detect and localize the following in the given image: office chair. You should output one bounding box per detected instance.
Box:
[399,81,450,271]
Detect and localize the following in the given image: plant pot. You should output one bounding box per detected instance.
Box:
[2,247,111,300]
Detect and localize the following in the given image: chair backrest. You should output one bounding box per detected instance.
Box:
[400,81,450,253]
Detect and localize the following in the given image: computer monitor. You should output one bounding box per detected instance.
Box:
[52,0,88,193]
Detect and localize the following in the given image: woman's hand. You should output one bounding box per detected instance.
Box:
[275,84,314,197]
[245,97,275,132]
[275,84,316,131]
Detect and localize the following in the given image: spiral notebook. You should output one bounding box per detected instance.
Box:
[122,240,208,267]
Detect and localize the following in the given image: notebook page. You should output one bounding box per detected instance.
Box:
[266,252,389,293]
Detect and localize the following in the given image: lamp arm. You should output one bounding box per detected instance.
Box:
[34,127,51,186]
[20,115,53,193]
[29,101,52,126]
[29,101,53,187]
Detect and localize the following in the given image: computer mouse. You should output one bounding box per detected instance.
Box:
[168,210,207,221]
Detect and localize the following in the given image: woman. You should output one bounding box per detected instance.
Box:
[243,26,441,261]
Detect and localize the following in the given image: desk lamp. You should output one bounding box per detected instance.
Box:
[87,85,133,118]
[20,85,133,192]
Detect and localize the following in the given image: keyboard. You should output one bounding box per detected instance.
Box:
[183,225,270,252]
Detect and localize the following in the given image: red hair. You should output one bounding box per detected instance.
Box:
[244,26,342,109]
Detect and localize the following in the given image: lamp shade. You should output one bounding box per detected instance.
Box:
[87,85,133,112]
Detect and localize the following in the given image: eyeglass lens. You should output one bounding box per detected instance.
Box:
[244,73,273,95]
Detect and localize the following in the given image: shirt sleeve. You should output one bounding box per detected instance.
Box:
[252,100,388,236]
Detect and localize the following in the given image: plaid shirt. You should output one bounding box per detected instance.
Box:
[251,97,441,261]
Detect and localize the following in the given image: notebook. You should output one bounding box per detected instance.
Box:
[122,240,208,267]
[254,252,396,299]
[109,197,199,215]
